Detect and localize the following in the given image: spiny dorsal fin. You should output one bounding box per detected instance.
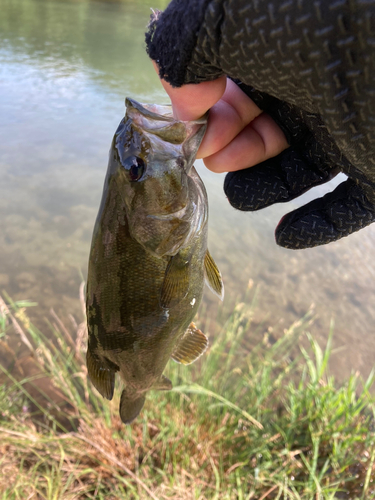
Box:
[86,348,116,400]
[204,250,224,300]
[160,253,190,308]
[119,390,146,424]
[152,374,173,391]
[172,322,208,365]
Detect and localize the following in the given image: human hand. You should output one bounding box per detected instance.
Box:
[147,1,375,249]
[155,70,288,173]
[157,69,375,250]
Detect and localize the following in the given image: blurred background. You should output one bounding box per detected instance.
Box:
[1,0,374,382]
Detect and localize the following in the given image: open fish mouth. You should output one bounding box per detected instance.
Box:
[148,206,187,221]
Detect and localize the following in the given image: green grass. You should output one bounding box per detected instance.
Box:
[0,288,374,499]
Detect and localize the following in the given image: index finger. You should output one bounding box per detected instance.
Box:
[152,61,227,121]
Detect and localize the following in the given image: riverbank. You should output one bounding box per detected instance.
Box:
[0,291,374,499]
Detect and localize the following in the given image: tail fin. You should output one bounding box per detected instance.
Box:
[119,389,146,424]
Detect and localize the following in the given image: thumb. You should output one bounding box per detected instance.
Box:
[153,62,226,120]
[276,180,375,249]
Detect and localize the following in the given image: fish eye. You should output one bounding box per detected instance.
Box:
[176,157,186,169]
[123,156,145,182]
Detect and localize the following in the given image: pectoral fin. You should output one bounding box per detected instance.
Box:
[160,253,190,308]
[204,250,224,300]
[119,390,146,424]
[86,348,116,400]
[152,374,173,391]
[172,322,208,365]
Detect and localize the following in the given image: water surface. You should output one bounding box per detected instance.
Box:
[1,0,374,381]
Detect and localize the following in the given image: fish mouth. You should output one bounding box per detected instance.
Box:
[148,205,187,221]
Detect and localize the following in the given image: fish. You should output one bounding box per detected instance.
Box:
[85,98,224,424]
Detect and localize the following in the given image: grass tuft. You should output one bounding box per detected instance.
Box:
[0,287,374,499]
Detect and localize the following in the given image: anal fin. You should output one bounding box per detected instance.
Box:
[86,348,116,400]
[204,249,224,300]
[119,390,146,424]
[172,322,208,365]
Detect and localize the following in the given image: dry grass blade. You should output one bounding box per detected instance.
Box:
[0,295,34,352]
[50,308,76,351]
[71,433,160,500]
[176,384,263,429]
[79,281,86,318]
[0,426,38,442]
[225,462,246,475]
[258,484,278,500]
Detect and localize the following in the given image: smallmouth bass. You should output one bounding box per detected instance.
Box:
[86,98,224,424]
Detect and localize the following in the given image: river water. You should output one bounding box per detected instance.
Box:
[1,0,375,381]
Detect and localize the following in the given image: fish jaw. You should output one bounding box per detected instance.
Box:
[111,104,208,257]
[122,97,207,178]
[125,97,207,165]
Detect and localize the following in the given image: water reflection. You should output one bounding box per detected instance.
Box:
[1,0,374,382]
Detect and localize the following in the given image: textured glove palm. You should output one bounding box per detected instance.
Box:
[224,84,375,249]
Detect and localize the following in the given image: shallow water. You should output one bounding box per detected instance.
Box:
[1,0,374,381]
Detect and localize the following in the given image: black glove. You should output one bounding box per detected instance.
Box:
[146,0,375,249]
[224,84,375,248]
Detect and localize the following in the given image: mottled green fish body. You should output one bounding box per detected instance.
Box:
[86,98,223,424]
